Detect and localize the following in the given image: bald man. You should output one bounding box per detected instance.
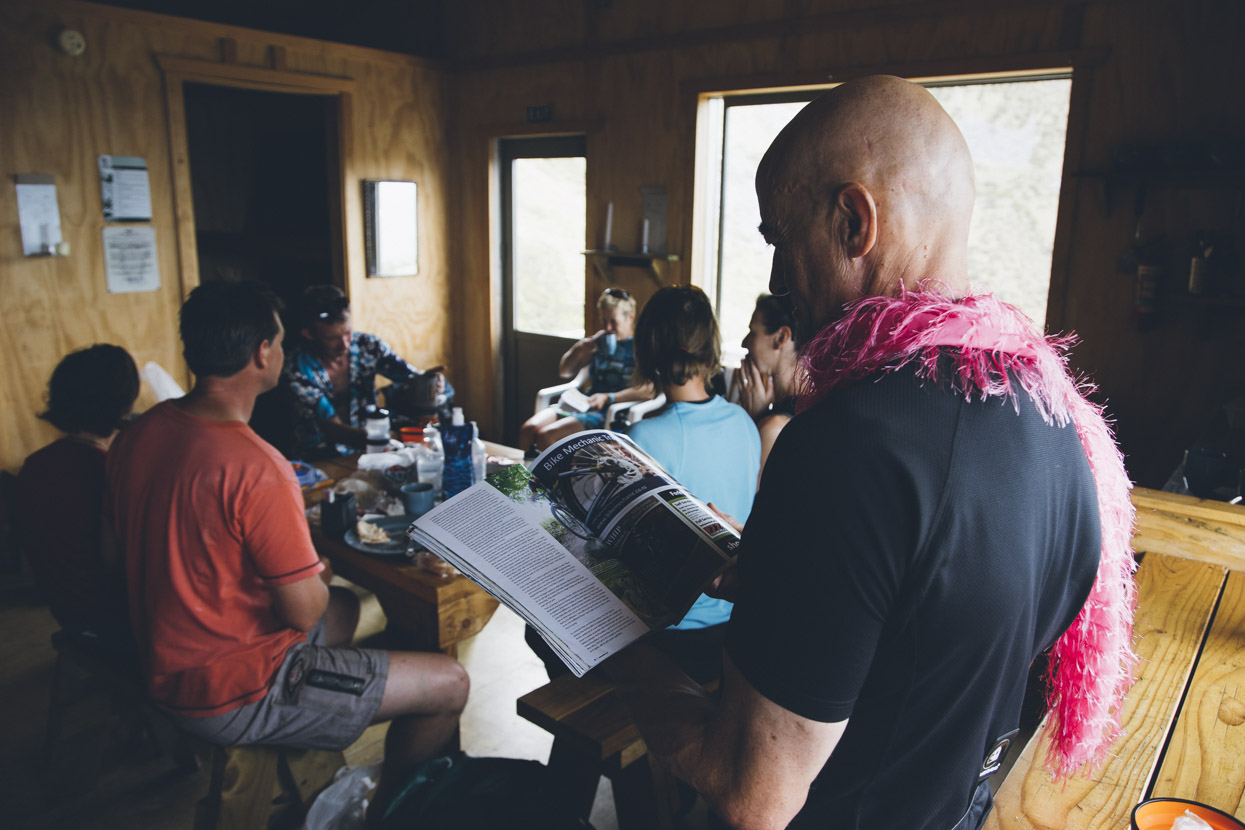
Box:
[606,76,1114,829]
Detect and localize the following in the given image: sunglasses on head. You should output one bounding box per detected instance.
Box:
[604,288,630,300]
[315,295,350,320]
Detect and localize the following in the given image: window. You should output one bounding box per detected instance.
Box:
[706,76,1072,350]
[509,153,588,337]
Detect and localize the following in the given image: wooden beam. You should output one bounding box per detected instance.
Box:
[456,0,1089,72]
[1131,487,1245,572]
[155,56,355,95]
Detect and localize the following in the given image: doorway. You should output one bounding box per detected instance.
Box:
[178,81,345,455]
[499,136,588,447]
[182,82,342,311]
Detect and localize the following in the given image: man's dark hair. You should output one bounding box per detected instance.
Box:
[754,293,795,334]
[39,344,139,437]
[296,284,351,331]
[180,281,283,378]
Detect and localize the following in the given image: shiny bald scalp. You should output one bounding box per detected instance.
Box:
[757,75,976,314]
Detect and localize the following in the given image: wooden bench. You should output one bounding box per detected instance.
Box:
[517,670,686,830]
[45,631,345,830]
[987,487,1245,828]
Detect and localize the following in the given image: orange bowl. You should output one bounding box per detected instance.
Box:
[1133,798,1245,830]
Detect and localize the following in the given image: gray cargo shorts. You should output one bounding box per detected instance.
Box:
[171,619,389,750]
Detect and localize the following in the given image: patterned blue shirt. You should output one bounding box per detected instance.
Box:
[284,332,418,456]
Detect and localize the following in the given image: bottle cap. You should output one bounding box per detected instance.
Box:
[451,407,464,426]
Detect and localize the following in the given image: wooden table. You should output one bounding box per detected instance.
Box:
[988,487,1245,828]
[303,442,522,655]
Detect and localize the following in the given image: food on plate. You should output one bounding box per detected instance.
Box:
[355,519,392,545]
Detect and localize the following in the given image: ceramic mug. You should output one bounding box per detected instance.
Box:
[401,482,436,518]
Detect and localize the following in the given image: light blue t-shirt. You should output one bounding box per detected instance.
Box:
[628,394,761,630]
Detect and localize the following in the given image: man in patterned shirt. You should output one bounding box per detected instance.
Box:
[283,285,449,457]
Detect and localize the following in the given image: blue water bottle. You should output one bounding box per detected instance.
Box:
[440,407,475,499]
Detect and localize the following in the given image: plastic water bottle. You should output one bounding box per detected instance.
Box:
[417,423,444,495]
[441,408,475,498]
[471,421,486,483]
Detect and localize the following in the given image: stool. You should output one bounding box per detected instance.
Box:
[45,631,345,829]
[517,671,683,830]
[195,744,346,830]
[44,630,194,794]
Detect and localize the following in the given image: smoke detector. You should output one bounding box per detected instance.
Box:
[57,29,86,57]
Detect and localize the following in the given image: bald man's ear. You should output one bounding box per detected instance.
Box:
[835,183,878,260]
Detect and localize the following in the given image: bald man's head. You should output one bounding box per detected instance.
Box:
[756,75,975,339]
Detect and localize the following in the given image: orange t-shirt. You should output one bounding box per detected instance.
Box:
[106,401,324,717]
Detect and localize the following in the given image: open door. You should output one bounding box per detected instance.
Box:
[499,136,588,447]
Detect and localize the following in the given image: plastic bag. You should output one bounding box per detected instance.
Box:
[303,763,381,830]
[1171,810,1214,830]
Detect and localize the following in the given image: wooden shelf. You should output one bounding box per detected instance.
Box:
[1167,291,1245,312]
[1074,167,1245,216]
[583,250,680,285]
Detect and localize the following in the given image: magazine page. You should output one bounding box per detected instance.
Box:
[410,463,652,676]
[410,432,741,675]
[529,428,740,564]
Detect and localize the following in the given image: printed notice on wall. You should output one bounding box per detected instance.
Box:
[14,174,64,256]
[99,155,152,221]
[103,226,160,293]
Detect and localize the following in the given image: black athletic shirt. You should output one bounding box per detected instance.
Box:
[725,359,1101,829]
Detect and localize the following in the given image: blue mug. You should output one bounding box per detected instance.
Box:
[401,482,436,518]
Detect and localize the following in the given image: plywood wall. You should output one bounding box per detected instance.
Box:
[0,0,453,472]
[448,0,1245,486]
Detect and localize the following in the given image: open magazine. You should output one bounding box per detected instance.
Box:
[409,430,740,676]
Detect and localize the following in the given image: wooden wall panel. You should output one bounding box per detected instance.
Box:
[449,0,1245,482]
[0,0,453,472]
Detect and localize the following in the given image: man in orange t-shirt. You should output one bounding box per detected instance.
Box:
[107,281,469,817]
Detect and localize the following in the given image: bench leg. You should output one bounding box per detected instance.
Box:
[613,755,678,830]
[546,738,603,821]
[279,748,346,806]
[196,746,280,830]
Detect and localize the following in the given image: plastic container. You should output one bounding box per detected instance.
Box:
[471,421,486,483]
[417,424,444,494]
[364,406,391,454]
[441,408,475,498]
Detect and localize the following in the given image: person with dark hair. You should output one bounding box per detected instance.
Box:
[283,284,448,457]
[626,285,760,681]
[735,292,800,474]
[107,280,468,820]
[17,344,140,654]
[519,287,652,451]
[606,76,1134,830]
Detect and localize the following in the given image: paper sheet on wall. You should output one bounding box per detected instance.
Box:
[99,155,152,221]
[103,226,160,293]
[14,174,63,256]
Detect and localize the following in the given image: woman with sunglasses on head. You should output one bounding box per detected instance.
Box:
[736,293,800,476]
[519,287,652,451]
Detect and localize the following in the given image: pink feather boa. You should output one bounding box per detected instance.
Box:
[797,289,1138,779]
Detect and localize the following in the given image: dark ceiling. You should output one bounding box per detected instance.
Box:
[90,0,449,58]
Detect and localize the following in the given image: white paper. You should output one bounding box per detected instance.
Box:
[99,155,152,221]
[15,181,63,255]
[103,226,160,293]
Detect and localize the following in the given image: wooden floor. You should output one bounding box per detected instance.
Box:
[0,577,712,830]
